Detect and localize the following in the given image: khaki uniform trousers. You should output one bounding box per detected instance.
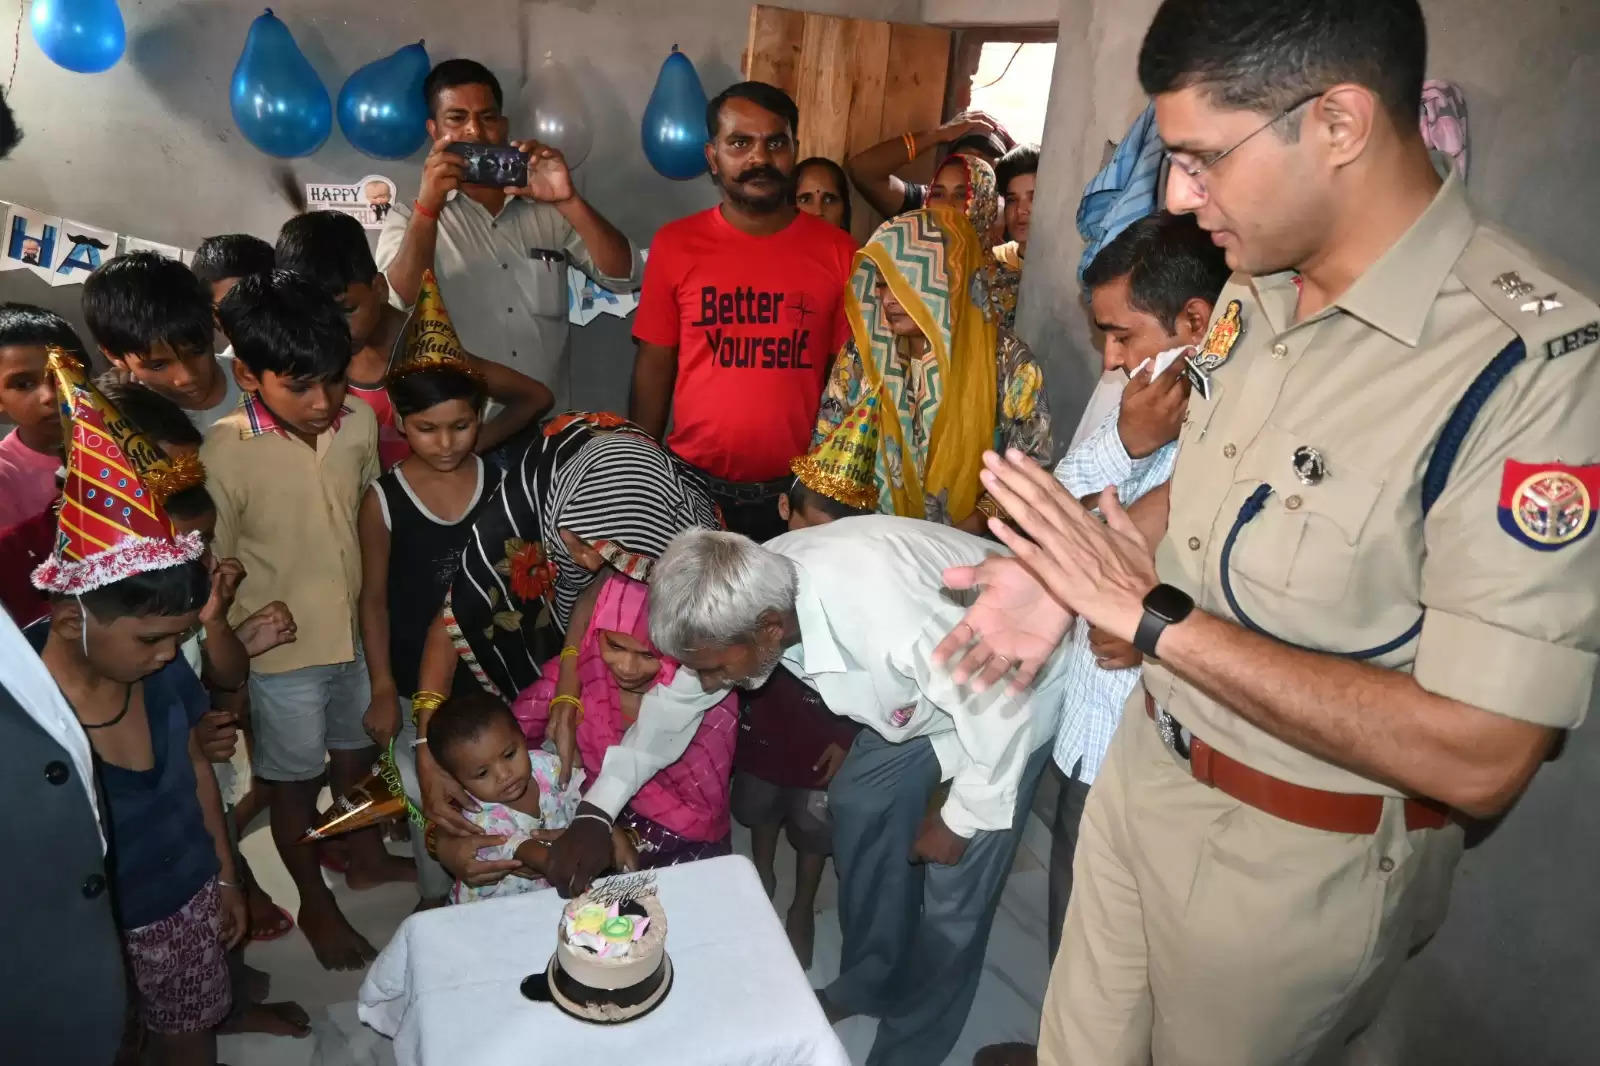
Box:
[1039,703,1464,1066]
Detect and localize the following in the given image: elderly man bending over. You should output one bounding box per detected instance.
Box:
[544,515,1070,1066]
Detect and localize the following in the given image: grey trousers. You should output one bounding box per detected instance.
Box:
[395,705,454,902]
[1047,758,1093,964]
[826,729,1052,1066]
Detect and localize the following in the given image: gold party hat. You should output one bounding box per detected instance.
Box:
[389,269,485,386]
[791,394,881,511]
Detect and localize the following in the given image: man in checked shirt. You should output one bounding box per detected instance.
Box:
[977,210,1227,1066]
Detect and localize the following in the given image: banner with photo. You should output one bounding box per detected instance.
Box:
[0,200,191,288]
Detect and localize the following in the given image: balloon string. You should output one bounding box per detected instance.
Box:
[7,1,24,95]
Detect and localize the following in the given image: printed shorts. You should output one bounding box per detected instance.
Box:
[248,644,373,782]
[124,877,231,1035]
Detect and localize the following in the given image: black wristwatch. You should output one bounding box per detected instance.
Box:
[1133,583,1195,659]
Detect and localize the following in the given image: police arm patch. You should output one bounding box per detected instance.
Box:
[1497,461,1600,550]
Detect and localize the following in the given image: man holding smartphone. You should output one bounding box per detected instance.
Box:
[377,58,640,408]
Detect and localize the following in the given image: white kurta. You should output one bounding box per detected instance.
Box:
[584,515,1070,838]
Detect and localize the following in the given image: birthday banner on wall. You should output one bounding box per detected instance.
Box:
[0,196,641,327]
[0,199,192,287]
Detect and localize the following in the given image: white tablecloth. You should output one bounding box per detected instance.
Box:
[358,854,850,1066]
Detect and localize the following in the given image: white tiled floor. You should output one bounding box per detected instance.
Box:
[222,798,1051,1066]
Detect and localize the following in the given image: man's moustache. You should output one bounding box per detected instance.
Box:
[735,168,784,184]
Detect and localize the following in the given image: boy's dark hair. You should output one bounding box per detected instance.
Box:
[995,144,1040,195]
[94,374,203,450]
[83,252,214,359]
[389,367,487,419]
[1082,212,1231,332]
[426,691,518,776]
[190,234,276,286]
[68,559,210,621]
[793,157,853,232]
[275,212,378,298]
[706,81,799,141]
[0,303,90,361]
[788,481,871,522]
[164,484,216,522]
[1138,0,1427,127]
[424,59,503,118]
[218,270,353,383]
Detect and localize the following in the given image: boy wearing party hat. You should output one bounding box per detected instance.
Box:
[202,269,408,973]
[32,350,245,1064]
[276,211,551,468]
[782,393,880,528]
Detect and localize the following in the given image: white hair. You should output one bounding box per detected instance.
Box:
[650,529,799,658]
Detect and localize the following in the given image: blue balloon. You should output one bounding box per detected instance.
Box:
[338,40,430,161]
[641,47,709,181]
[230,8,332,159]
[30,0,126,74]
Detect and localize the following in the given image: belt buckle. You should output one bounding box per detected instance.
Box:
[1155,708,1192,761]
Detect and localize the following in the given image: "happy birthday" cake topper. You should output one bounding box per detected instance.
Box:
[587,872,659,908]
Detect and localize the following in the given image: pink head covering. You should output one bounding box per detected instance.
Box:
[510,573,736,842]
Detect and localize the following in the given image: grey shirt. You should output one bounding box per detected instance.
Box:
[186,351,246,434]
[375,191,643,408]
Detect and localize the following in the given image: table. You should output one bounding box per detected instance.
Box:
[359,854,851,1066]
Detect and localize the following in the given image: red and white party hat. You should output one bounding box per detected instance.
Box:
[31,348,206,595]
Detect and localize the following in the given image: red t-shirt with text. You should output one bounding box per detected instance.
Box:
[634,207,855,483]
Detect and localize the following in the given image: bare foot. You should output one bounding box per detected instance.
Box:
[786,905,816,970]
[298,899,377,971]
[219,1001,312,1039]
[345,851,419,891]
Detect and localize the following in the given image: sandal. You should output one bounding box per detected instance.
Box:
[249,903,296,942]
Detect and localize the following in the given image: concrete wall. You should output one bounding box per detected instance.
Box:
[1017,1,1600,1062]
[0,0,919,404]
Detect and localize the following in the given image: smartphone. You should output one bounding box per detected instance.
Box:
[445,143,528,189]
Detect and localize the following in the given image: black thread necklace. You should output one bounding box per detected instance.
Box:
[79,683,133,730]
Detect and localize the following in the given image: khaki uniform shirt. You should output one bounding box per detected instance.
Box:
[202,397,379,675]
[376,192,643,409]
[1142,170,1600,795]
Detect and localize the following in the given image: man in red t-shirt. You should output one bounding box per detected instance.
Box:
[630,81,857,542]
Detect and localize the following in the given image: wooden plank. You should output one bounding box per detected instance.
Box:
[792,14,855,164]
[880,22,953,186]
[844,20,891,159]
[744,4,806,96]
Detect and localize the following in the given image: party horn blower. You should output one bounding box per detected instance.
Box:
[298,740,411,843]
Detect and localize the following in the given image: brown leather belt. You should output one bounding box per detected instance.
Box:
[1145,692,1450,834]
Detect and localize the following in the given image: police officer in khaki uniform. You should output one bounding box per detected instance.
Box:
[934,1,1600,1064]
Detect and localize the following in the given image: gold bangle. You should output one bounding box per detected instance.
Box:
[411,690,447,727]
[424,822,440,859]
[902,131,916,162]
[560,645,580,660]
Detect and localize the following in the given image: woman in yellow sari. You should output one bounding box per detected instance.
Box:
[809,205,1052,531]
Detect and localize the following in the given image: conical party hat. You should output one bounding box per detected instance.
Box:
[32,349,206,595]
[389,268,484,385]
[298,741,415,843]
[790,394,881,511]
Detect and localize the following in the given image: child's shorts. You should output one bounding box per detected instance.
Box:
[729,771,836,855]
[124,877,232,1035]
[248,645,373,782]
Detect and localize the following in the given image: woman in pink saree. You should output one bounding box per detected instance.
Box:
[511,571,737,868]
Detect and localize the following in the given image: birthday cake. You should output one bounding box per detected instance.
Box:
[548,874,671,1021]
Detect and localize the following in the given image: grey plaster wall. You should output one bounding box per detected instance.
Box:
[0,0,919,403]
[1016,1,1600,1061]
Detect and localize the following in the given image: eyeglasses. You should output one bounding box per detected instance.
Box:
[1164,92,1323,192]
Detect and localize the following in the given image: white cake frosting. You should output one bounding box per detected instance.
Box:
[555,889,667,992]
